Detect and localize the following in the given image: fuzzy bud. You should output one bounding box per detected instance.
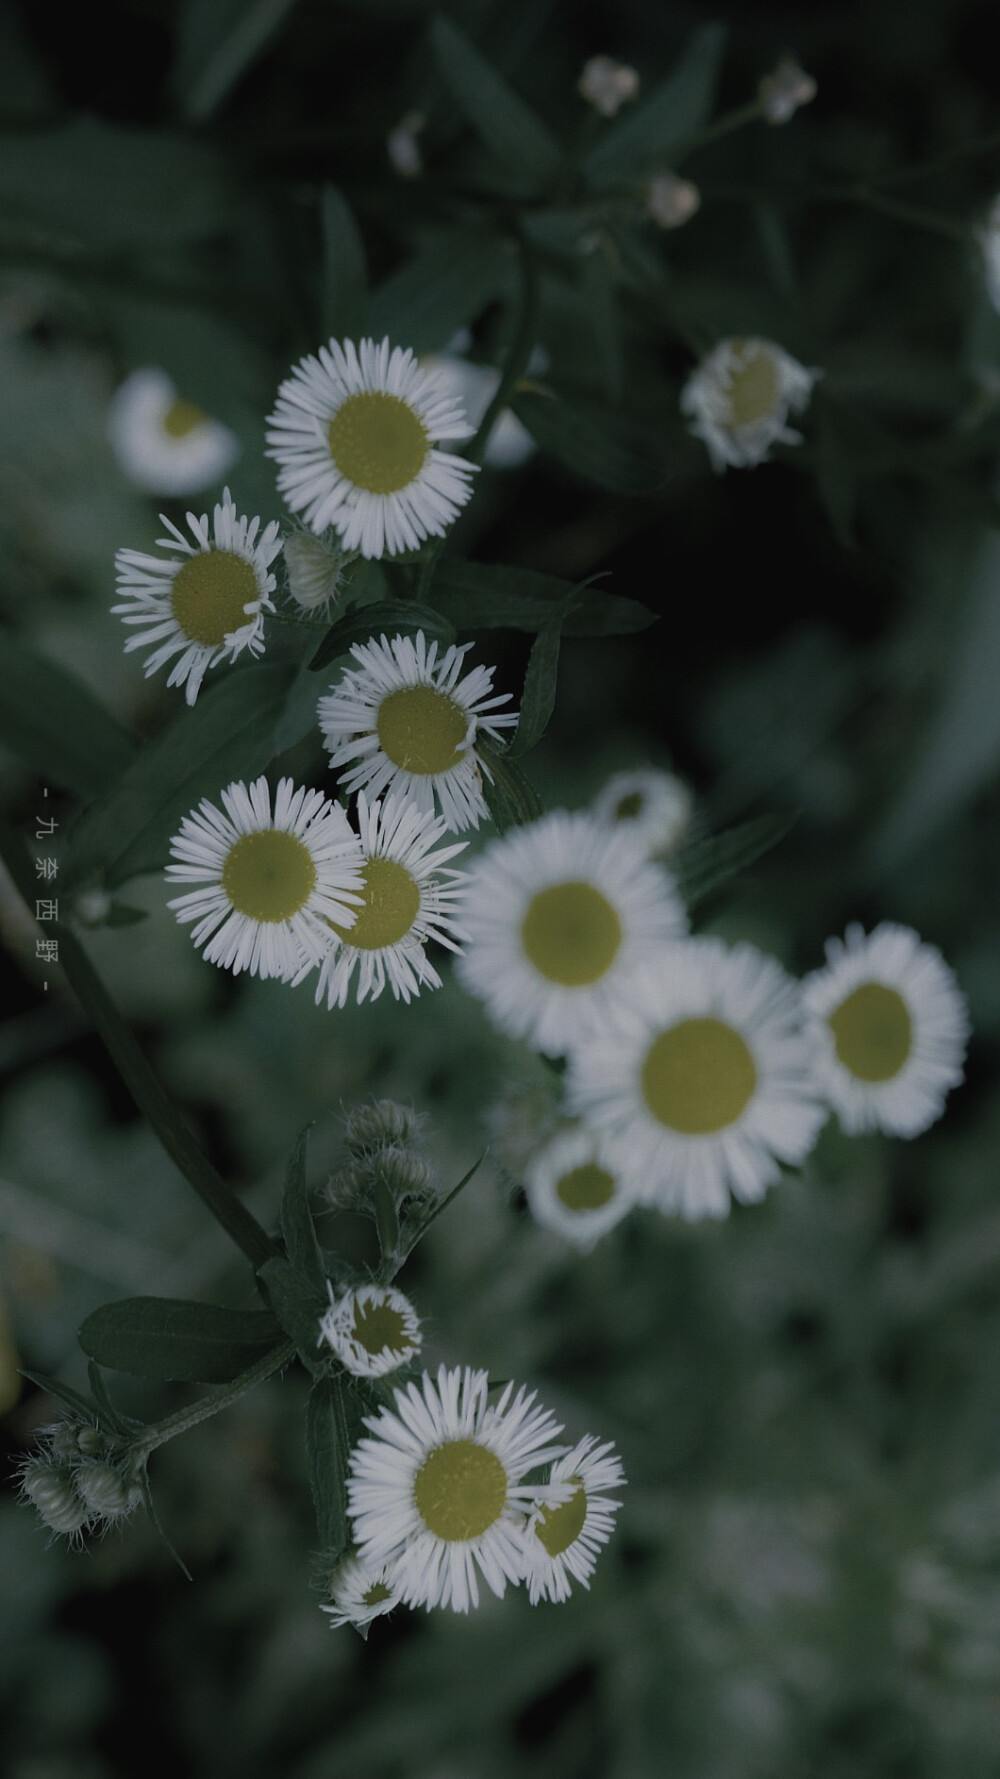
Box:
[74,1460,141,1521]
[758,57,817,125]
[344,1100,423,1156]
[645,172,701,231]
[578,56,640,118]
[21,1461,89,1537]
[283,529,346,615]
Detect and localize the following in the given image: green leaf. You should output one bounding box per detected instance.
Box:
[256,1256,325,1377]
[510,390,664,494]
[373,1175,401,1266]
[78,1299,285,1384]
[306,1374,352,1556]
[0,631,136,799]
[309,601,455,673]
[428,560,656,636]
[171,0,301,123]
[584,24,726,183]
[368,227,514,355]
[510,625,561,759]
[63,664,296,890]
[477,734,543,832]
[281,1125,326,1295]
[429,15,564,187]
[0,118,235,253]
[400,1152,486,1264]
[674,811,799,910]
[320,185,368,341]
[580,245,625,405]
[813,401,858,550]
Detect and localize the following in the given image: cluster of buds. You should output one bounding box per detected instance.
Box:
[17,1420,143,1543]
[328,1099,435,1224]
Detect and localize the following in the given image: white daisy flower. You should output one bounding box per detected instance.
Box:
[681,337,819,472]
[318,631,516,833]
[347,1364,568,1615]
[112,488,280,706]
[318,1282,422,1378]
[283,527,347,615]
[758,56,817,125]
[568,938,826,1221]
[591,767,693,858]
[107,367,240,496]
[802,922,969,1137]
[525,1435,625,1605]
[265,335,478,559]
[456,809,689,1055]
[524,1126,641,1250]
[978,196,1000,315]
[304,791,469,1008]
[166,775,363,981]
[321,1553,401,1630]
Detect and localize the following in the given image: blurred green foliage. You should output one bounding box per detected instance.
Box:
[4,0,1000,1774]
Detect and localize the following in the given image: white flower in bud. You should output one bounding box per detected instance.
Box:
[344,1100,424,1155]
[75,1461,142,1523]
[758,57,817,125]
[645,173,701,230]
[387,111,425,179]
[20,1461,89,1539]
[284,529,347,615]
[578,56,640,118]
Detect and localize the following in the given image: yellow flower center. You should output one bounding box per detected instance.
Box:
[520,881,622,986]
[161,396,207,439]
[351,1295,411,1356]
[614,791,644,819]
[362,1581,393,1607]
[556,1163,616,1211]
[413,1439,507,1542]
[327,391,429,494]
[376,684,469,775]
[170,550,258,648]
[535,1481,587,1558]
[332,857,420,950]
[726,345,780,427]
[221,829,317,922]
[641,1017,757,1133]
[828,981,912,1082]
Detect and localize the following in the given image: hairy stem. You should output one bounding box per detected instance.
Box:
[132,1339,297,1457]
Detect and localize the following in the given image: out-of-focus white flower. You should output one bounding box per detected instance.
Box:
[578,56,640,118]
[802,922,969,1137]
[645,172,701,230]
[591,767,693,858]
[524,1126,641,1249]
[267,336,477,559]
[758,57,817,125]
[107,367,240,496]
[387,111,425,179]
[681,337,820,472]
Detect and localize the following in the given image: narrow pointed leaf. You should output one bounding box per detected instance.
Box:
[369,228,513,355]
[78,1298,285,1383]
[674,811,799,909]
[256,1256,326,1377]
[306,1374,353,1555]
[430,15,564,186]
[510,624,561,758]
[172,0,301,123]
[139,1470,192,1580]
[19,1370,96,1425]
[584,25,726,182]
[477,736,543,831]
[321,184,367,341]
[511,390,664,494]
[373,1175,401,1266]
[281,1124,326,1293]
[429,560,656,636]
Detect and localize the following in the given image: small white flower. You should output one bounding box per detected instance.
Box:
[318,631,516,833]
[266,336,478,559]
[283,527,347,615]
[578,55,640,118]
[303,791,468,1008]
[112,489,279,705]
[107,367,240,496]
[321,1553,401,1629]
[347,1364,568,1614]
[525,1435,625,1604]
[456,809,688,1055]
[568,938,826,1221]
[802,922,969,1137]
[421,353,535,470]
[387,110,425,179]
[645,172,701,230]
[758,56,817,125]
[681,337,819,472]
[524,1126,641,1250]
[978,196,1000,315]
[319,1283,422,1378]
[591,767,693,858]
[166,776,363,981]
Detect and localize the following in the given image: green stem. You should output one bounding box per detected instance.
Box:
[819,186,971,240]
[866,127,1000,189]
[132,1339,296,1457]
[676,100,764,163]
[465,232,540,466]
[0,811,276,1271]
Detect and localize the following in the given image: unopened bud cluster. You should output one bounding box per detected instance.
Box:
[17,1421,143,1543]
[328,1100,435,1218]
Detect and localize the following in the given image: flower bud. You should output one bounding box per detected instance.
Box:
[283,529,346,615]
[578,56,639,118]
[74,1460,141,1521]
[344,1100,423,1155]
[758,57,816,125]
[21,1461,89,1537]
[645,173,701,231]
